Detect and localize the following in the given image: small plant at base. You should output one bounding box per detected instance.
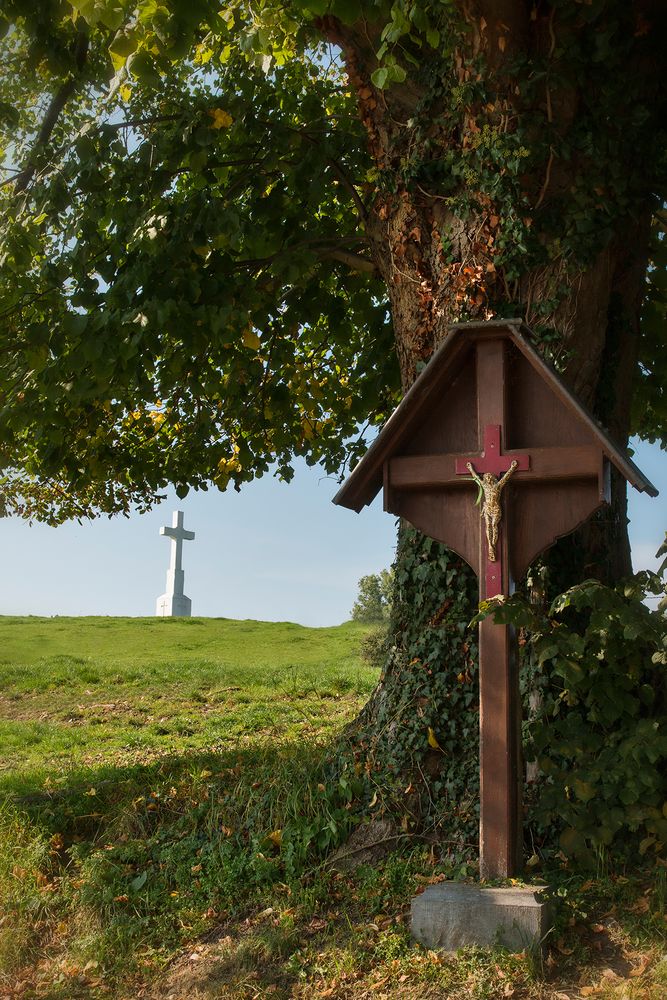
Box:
[476,562,667,865]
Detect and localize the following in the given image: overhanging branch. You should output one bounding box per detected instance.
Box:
[13,27,89,195]
[320,247,377,274]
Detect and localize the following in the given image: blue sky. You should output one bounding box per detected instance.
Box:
[3,438,665,626]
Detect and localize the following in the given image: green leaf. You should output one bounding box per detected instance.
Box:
[331,0,360,25]
[127,50,160,85]
[559,826,586,856]
[371,67,388,89]
[131,871,147,891]
[109,30,138,61]
[572,779,596,803]
[0,100,19,128]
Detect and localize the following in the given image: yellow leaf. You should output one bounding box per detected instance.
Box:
[119,84,132,102]
[110,50,126,73]
[243,327,260,350]
[268,829,282,847]
[85,788,97,796]
[427,727,441,750]
[195,45,214,65]
[209,108,233,129]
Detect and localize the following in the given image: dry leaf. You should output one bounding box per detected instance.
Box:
[629,955,651,977]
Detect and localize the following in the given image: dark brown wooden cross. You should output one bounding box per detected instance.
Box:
[390,338,606,876]
[333,321,657,882]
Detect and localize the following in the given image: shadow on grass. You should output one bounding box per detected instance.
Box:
[1,736,361,987]
[4,735,349,844]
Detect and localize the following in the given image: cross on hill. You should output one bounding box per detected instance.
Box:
[156,510,195,618]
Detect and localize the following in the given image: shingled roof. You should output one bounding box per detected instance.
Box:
[334,319,658,511]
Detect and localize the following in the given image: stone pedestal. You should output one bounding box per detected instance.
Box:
[156,592,192,617]
[411,882,551,953]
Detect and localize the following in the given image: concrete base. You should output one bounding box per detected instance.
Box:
[411,882,551,953]
[156,593,192,617]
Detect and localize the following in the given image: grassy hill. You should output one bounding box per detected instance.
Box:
[0,615,373,793]
[1,617,665,999]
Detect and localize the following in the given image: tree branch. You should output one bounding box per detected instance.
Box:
[13,27,89,195]
[319,247,378,274]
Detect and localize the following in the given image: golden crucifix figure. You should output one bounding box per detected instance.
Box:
[466,459,519,562]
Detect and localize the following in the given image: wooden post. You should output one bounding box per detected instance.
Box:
[475,339,522,879]
[478,575,522,878]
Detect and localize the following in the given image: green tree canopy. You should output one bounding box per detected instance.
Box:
[0,0,400,520]
[1,0,665,524]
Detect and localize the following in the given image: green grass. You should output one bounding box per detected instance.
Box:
[0,615,372,793]
[1,616,665,999]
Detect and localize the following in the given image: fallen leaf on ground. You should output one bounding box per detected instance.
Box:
[629,954,652,977]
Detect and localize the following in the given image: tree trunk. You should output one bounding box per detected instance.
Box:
[319,2,662,857]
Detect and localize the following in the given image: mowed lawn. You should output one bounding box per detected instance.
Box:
[1,617,665,1000]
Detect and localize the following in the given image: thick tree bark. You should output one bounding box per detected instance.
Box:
[319,2,662,856]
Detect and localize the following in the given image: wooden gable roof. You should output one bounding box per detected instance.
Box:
[333,320,658,512]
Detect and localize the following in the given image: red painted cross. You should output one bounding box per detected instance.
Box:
[454,425,530,477]
[455,425,531,598]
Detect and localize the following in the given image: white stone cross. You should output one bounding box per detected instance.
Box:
[155,510,195,617]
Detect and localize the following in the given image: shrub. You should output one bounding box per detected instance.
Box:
[481,565,667,865]
[359,625,391,670]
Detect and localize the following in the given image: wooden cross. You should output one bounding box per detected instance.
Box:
[333,322,657,882]
[390,339,604,877]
